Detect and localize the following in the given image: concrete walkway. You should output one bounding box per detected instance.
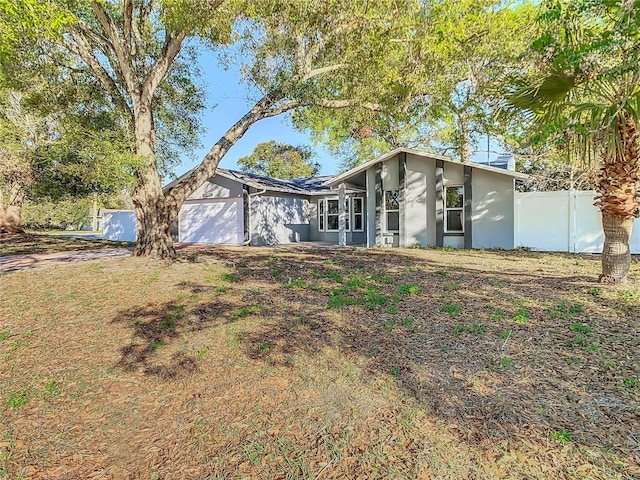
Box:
[0,248,131,274]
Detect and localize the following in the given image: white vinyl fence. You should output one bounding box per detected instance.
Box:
[515,190,640,253]
[102,210,136,242]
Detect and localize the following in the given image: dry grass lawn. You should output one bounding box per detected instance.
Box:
[0,232,129,257]
[0,241,639,479]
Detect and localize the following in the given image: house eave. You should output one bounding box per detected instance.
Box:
[325,147,528,187]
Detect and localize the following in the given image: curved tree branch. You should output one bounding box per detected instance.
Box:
[165,92,283,207]
[66,28,132,117]
[90,1,136,94]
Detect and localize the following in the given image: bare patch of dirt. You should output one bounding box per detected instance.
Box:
[0,245,638,479]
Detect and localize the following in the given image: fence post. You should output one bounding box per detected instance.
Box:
[568,189,576,253]
[513,192,520,248]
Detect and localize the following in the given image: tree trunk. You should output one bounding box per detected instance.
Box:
[595,113,640,283]
[599,213,633,283]
[133,195,175,257]
[459,113,471,163]
[129,92,280,258]
[0,184,25,234]
[131,103,175,259]
[0,188,6,233]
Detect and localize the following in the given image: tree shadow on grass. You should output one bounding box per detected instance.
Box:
[111,286,235,380]
[0,232,129,257]
[218,247,639,471]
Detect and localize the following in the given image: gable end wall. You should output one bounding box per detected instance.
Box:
[187,175,244,200]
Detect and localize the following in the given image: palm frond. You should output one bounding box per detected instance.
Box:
[506,73,576,114]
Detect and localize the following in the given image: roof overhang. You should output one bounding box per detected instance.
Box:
[325,147,528,187]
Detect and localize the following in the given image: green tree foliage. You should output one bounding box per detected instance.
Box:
[504,0,640,282]
[516,158,598,192]
[3,0,424,257]
[295,0,536,170]
[0,1,144,232]
[0,65,140,232]
[420,0,536,162]
[22,193,129,230]
[238,141,320,179]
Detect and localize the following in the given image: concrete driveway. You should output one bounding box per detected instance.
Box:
[0,248,131,274]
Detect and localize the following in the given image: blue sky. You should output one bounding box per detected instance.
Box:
[173,55,337,179]
[173,51,508,180]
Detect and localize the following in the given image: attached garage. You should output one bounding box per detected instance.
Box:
[178,198,244,245]
[166,168,332,246]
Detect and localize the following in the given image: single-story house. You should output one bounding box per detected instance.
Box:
[166,147,527,249]
[165,169,335,246]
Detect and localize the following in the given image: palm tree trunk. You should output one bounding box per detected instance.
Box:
[599,213,633,283]
[595,114,640,283]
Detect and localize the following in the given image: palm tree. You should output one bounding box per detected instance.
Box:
[505,0,640,283]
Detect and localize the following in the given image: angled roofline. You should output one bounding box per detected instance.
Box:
[215,169,310,195]
[163,168,336,196]
[325,147,528,186]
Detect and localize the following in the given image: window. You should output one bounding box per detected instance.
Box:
[326,199,339,231]
[318,197,363,232]
[352,197,364,231]
[445,186,464,233]
[344,198,350,231]
[384,190,400,232]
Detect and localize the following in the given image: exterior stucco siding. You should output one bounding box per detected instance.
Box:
[443,236,464,248]
[250,194,310,246]
[442,163,464,186]
[381,160,399,189]
[405,154,434,246]
[188,175,243,200]
[471,169,515,249]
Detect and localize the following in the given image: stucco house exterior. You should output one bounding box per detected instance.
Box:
[320,148,527,249]
[169,147,528,248]
[167,169,333,246]
[104,148,527,249]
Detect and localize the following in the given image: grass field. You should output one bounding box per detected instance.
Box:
[1,241,639,479]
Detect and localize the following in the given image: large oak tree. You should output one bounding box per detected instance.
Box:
[4,0,420,257]
[0,56,139,233]
[238,141,319,180]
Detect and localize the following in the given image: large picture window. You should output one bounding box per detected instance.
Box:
[384,190,400,232]
[445,186,464,233]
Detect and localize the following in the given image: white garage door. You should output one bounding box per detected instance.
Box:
[179,199,243,244]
